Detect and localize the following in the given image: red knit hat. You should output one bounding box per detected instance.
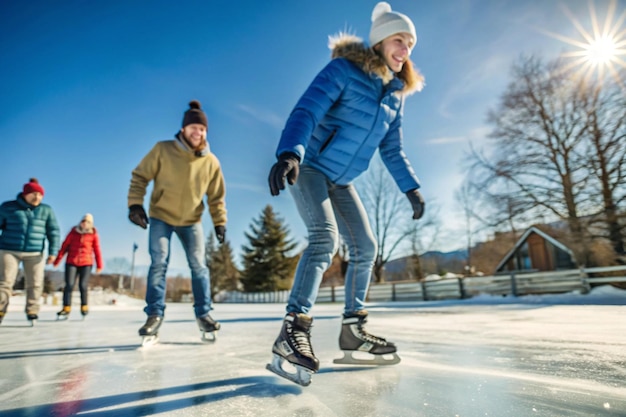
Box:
[23,178,45,196]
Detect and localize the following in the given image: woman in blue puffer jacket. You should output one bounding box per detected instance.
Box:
[0,178,60,324]
[266,2,426,385]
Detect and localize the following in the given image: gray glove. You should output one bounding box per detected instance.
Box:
[406,189,425,220]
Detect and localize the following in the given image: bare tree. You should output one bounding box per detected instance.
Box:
[469,55,596,265]
[404,216,440,280]
[455,180,478,275]
[583,74,626,258]
[357,155,439,282]
[464,144,539,235]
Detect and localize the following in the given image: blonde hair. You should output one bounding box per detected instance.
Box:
[396,59,424,95]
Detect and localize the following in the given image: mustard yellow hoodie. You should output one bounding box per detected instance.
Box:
[128,136,226,227]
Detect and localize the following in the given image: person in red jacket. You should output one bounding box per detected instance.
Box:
[53,213,103,319]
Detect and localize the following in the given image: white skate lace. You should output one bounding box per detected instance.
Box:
[289,326,314,356]
[358,326,388,346]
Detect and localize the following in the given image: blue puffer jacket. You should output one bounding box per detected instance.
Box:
[276,35,423,192]
[0,194,61,255]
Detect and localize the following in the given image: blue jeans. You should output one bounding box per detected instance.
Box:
[145,218,211,318]
[287,165,377,315]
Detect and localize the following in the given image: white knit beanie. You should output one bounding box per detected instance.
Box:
[82,213,94,225]
[369,2,416,47]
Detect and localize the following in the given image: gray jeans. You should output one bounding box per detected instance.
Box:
[287,165,377,315]
[0,250,45,315]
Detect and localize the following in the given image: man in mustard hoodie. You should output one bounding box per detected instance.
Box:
[128,100,227,345]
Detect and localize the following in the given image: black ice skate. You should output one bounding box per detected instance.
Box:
[138,315,163,347]
[196,314,220,342]
[266,313,319,386]
[57,306,71,321]
[27,314,38,327]
[333,311,401,366]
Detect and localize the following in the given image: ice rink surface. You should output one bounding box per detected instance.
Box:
[0,287,625,417]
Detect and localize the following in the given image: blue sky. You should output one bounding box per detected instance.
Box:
[0,0,611,273]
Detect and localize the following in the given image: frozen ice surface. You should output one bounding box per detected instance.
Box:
[0,287,625,417]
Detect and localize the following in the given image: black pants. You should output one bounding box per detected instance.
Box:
[63,264,92,306]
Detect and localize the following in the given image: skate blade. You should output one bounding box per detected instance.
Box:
[266,354,313,386]
[57,316,69,321]
[28,320,36,327]
[140,335,159,347]
[200,331,217,343]
[333,351,401,366]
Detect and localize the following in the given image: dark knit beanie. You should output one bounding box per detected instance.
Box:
[23,178,45,196]
[182,100,208,128]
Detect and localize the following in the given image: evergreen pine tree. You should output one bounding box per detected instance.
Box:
[206,233,241,298]
[240,205,298,292]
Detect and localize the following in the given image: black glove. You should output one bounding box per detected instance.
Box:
[128,205,149,229]
[215,225,226,244]
[406,189,425,220]
[269,152,300,196]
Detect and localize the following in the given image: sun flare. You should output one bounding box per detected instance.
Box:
[585,35,619,65]
[541,0,626,87]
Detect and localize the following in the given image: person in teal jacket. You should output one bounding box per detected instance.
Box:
[266,2,426,386]
[0,178,60,324]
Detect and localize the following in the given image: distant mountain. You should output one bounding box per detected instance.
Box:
[384,249,468,276]
[420,249,468,262]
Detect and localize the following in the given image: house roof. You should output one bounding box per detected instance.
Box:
[495,226,575,272]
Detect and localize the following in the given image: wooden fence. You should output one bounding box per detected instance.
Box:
[217,265,626,304]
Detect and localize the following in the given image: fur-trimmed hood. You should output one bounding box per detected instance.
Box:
[329,34,424,95]
[274,33,422,192]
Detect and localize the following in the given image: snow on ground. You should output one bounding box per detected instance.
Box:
[0,286,625,417]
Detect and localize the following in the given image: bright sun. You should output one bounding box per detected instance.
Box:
[541,0,626,86]
[585,35,619,65]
